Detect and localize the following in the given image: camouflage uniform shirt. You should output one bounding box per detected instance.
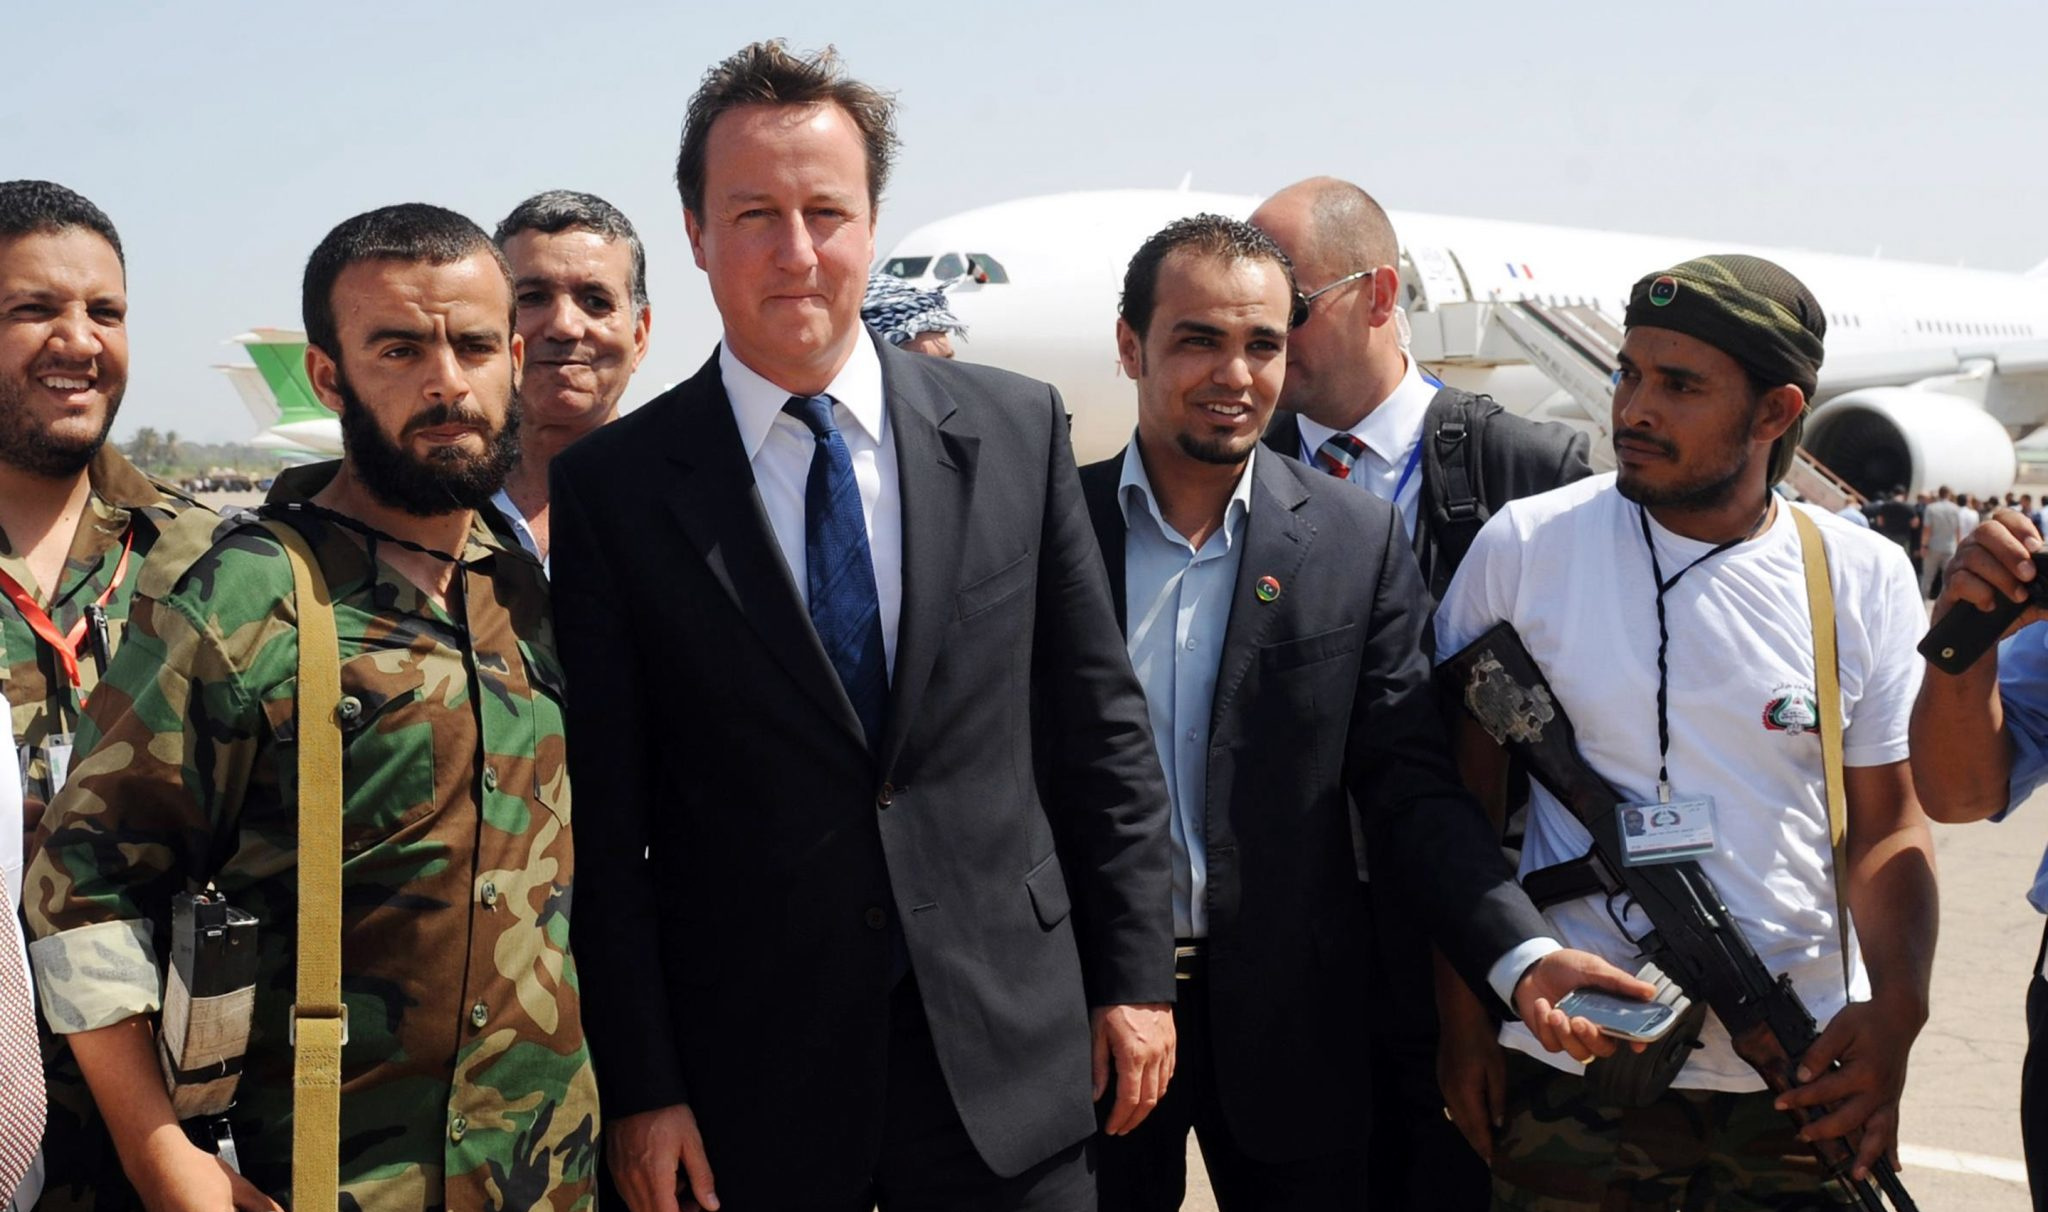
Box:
[1,446,205,819]
[23,487,598,1211]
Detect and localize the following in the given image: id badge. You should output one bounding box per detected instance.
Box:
[1615,794,1717,866]
[41,732,75,801]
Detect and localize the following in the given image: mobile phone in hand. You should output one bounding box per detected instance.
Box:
[1553,988,1680,1043]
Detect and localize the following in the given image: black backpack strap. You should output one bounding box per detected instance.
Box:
[1420,387,1493,596]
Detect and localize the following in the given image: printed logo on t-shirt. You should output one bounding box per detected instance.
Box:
[1762,683,1820,735]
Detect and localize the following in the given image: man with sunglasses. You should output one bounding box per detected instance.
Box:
[1253,179,1591,599]
[1252,178,1592,1210]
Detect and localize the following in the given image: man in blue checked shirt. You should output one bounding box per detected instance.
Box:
[1912,506,2048,1212]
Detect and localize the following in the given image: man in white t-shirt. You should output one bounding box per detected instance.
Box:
[1435,254,1936,1210]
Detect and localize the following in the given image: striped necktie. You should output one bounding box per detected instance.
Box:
[782,395,889,750]
[0,905,44,1204]
[1311,432,1370,480]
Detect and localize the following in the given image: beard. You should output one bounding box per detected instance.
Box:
[1175,429,1259,466]
[1614,402,1759,513]
[0,373,122,477]
[335,371,522,517]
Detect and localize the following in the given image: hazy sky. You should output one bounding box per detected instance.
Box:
[10,0,2044,442]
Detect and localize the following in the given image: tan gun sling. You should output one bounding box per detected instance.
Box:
[1789,507,1854,991]
[264,520,345,1208]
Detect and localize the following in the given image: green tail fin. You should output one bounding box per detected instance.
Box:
[242,337,326,425]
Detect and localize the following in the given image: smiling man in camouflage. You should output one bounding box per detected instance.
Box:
[23,203,596,1210]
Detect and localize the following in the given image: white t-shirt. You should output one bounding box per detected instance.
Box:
[1435,474,1925,1091]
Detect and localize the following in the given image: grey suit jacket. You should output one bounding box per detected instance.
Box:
[554,337,1173,1199]
[1080,447,1551,1162]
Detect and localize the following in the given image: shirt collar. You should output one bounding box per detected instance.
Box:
[1116,437,1256,547]
[720,326,886,459]
[87,445,167,511]
[1296,353,1436,465]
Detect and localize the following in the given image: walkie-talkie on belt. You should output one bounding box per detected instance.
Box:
[159,890,259,1170]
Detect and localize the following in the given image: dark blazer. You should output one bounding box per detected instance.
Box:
[552,339,1173,1200]
[1265,386,1591,596]
[1079,447,1548,1163]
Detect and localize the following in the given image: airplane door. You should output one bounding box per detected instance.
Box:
[1402,245,1472,310]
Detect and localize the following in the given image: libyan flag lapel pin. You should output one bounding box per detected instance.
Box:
[1255,576,1281,603]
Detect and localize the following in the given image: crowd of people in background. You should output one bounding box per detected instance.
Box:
[1858,484,2048,599]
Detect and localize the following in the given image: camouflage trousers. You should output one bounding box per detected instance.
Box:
[1490,1051,1856,1212]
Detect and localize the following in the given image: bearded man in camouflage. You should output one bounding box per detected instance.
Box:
[24,204,597,1210]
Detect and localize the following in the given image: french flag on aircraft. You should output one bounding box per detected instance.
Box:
[1506,261,1535,280]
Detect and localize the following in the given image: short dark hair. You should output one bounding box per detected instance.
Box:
[302,204,512,358]
[1119,213,1304,339]
[676,40,897,219]
[0,180,124,267]
[494,189,649,309]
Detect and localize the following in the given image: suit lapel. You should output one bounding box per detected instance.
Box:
[658,351,867,748]
[879,345,979,772]
[1079,454,1129,632]
[1211,453,1314,733]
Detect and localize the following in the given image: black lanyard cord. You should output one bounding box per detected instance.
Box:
[1638,500,1775,798]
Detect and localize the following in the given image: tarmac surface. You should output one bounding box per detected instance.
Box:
[1177,800,2047,1211]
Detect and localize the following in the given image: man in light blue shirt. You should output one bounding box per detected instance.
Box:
[489,190,653,576]
[1078,213,1649,1212]
[1117,443,1252,940]
[1912,509,2048,1211]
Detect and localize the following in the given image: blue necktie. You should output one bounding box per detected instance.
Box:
[783,395,889,750]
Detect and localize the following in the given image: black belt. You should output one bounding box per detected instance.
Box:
[1174,939,1207,981]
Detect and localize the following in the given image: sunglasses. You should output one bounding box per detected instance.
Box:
[1290,268,1375,329]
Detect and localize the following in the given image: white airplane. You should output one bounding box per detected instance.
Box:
[881,189,2048,498]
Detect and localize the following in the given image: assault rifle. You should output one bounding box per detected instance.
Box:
[1442,622,1917,1212]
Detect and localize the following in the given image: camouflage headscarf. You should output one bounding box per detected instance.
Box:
[1624,254,1826,484]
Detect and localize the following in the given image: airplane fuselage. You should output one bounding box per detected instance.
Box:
[881,190,2048,484]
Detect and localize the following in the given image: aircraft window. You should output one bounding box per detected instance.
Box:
[932,252,966,281]
[882,256,932,279]
[965,254,1010,284]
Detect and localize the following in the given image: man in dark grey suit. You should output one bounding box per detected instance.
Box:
[1080,214,1649,1211]
[551,41,1175,1212]
[1252,178,1594,1210]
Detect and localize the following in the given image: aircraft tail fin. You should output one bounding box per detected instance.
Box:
[216,364,279,426]
[237,331,328,425]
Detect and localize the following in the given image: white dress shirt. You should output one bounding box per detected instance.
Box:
[489,488,547,576]
[1296,354,1436,540]
[1119,442,1255,939]
[720,329,904,674]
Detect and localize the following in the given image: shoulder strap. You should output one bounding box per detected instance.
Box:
[1420,388,1490,595]
[262,520,345,1209]
[1789,507,1854,992]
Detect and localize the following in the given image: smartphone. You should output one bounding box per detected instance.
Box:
[1553,988,1680,1043]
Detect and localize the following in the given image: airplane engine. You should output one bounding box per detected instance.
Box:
[1804,387,2016,500]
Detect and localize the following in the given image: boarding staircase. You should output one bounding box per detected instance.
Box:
[1408,296,1862,512]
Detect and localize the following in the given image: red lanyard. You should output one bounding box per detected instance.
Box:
[0,530,134,689]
